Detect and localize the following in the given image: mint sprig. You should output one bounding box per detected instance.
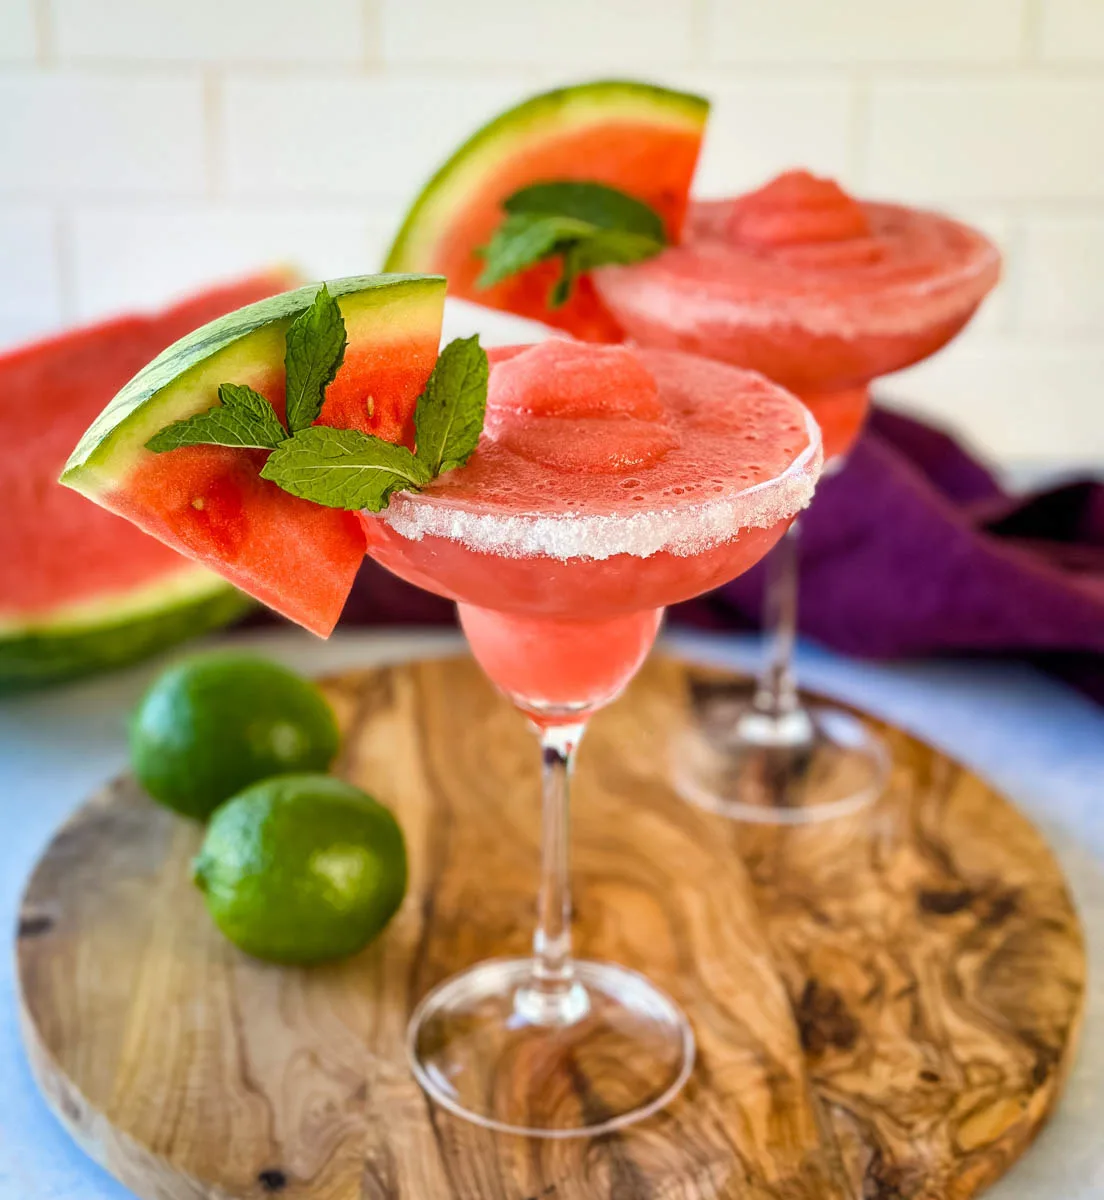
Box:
[477,180,667,308]
[476,214,593,291]
[260,426,431,511]
[146,382,288,451]
[414,334,488,476]
[283,282,346,432]
[145,281,489,514]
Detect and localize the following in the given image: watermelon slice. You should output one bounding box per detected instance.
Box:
[384,80,708,342]
[62,274,446,640]
[0,270,296,693]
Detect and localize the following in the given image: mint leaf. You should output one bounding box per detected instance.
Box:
[505,181,665,241]
[549,228,668,308]
[260,425,431,512]
[283,282,347,432]
[414,335,489,476]
[476,212,593,291]
[477,180,666,307]
[146,383,287,452]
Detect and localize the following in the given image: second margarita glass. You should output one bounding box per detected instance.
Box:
[593,170,1000,823]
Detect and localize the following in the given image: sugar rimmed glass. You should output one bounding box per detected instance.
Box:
[594,192,1001,825]
[359,346,822,1135]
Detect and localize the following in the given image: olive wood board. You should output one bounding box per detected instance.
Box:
[16,655,1085,1200]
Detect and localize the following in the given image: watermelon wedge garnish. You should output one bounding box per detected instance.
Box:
[62,274,446,639]
[0,269,296,693]
[384,80,708,342]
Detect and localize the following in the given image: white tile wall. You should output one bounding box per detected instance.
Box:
[705,0,1028,65]
[887,337,1104,464]
[1040,0,1104,62]
[53,0,367,65]
[1,0,1102,465]
[69,204,384,317]
[222,75,529,201]
[0,205,62,342]
[382,0,696,67]
[0,71,205,196]
[1019,217,1104,332]
[688,78,855,196]
[0,1,36,62]
[863,80,1104,201]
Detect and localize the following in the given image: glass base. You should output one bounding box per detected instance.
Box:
[407,957,695,1137]
[673,698,889,825]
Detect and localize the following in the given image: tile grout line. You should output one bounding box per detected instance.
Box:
[687,0,709,68]
[53,207,75,323]
[203,68,223,202]
[8,59,1104,85]
[998,218,1028,336]
[847,68,870,188]
[363,0,382,70]
[1021,0,1045,63]
[0,187,1101,215]
[33,0,53,65]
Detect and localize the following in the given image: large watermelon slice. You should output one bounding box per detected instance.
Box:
[62,274,446,640]
[384,80,708,342]
[0,270,297,693]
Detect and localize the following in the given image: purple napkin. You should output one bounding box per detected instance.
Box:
[683,405,1104,702]
[340,405,1104,703]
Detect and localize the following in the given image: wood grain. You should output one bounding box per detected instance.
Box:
[16,656,1084,1200]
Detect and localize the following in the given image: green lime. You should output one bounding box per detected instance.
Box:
[193,774,407,964]
[129,652,340,820]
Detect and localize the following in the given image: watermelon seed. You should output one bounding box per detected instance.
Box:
[191,497,206,510]
[365,395,375,417]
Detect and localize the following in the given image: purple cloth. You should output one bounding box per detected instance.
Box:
[338,405,1104,703]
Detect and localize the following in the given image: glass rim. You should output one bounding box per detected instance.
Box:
[366,403,823,564]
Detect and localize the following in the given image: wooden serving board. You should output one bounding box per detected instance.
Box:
[17,656,1085,1200]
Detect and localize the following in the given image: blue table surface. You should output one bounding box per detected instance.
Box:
[1,628,1101,1199]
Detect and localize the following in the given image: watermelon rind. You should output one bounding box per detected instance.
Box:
[62,273,447,493]
[0,567,251,694]
[384,80,710,275]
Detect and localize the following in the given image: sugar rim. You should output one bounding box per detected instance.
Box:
[372,407,823,562]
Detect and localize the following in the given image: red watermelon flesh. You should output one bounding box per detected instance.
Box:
[0,271,293,624]
[319,332,446,447]
[112,441,366,634]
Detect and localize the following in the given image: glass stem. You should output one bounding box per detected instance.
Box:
[515,720,589,1026]
[752,520,803,721]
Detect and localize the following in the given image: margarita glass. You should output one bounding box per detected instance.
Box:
[360,339,821,1135]
[593,171,1000,824]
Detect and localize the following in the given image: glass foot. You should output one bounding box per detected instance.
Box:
[407,957,694,1137]
[673,699,889,825]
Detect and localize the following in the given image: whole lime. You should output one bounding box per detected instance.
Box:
[130,652,340,820]
[193,774,408,964]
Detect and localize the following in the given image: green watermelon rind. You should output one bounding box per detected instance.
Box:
[0,570,252,694]
[62,273,447,493]
[384,80,710,274]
